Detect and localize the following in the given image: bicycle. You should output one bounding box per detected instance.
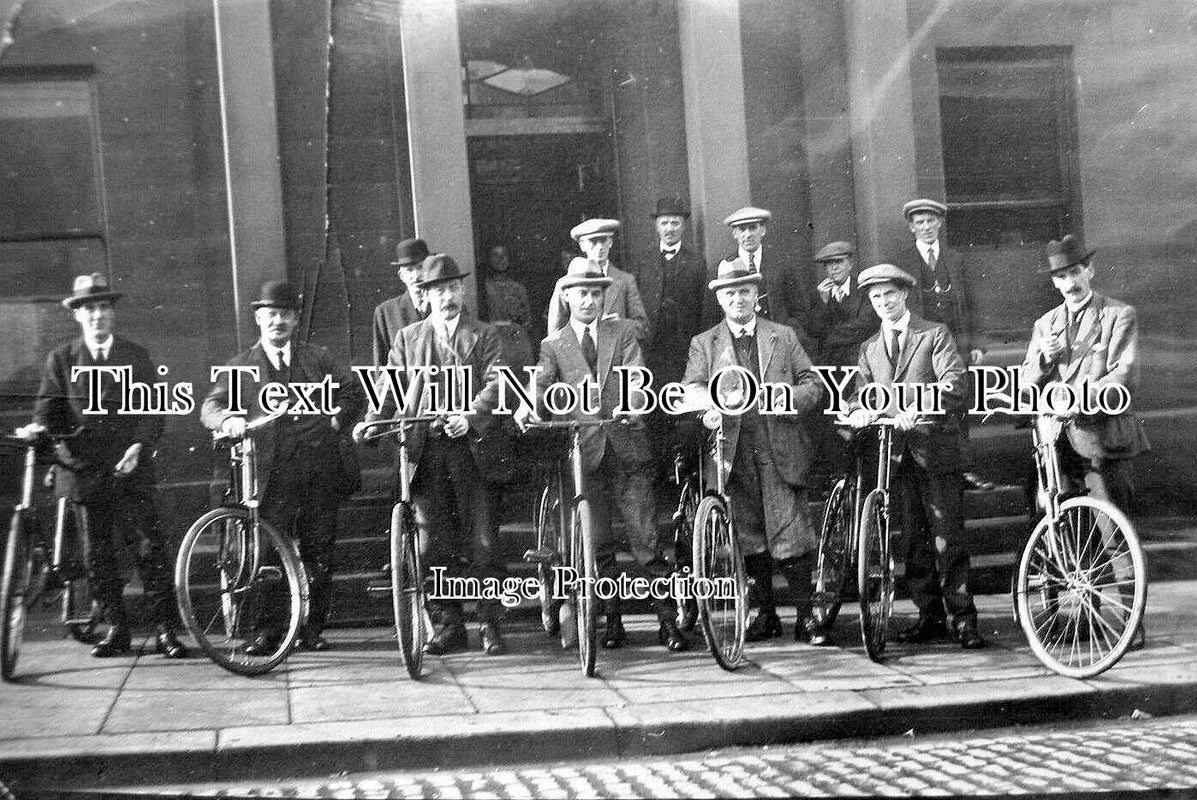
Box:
[669,449,701,632]
[1,429,100,681]
[358,416,439,679]
[175,412,309,676]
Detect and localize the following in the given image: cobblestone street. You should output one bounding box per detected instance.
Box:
[142,715,1197,798]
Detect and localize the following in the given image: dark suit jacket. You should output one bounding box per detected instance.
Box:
[547,264,649,343]
[1020,292,1149,461]
[201,341,365,499]
[641,244,707,384]
[703,244,814,352]
[853,315,967,473]
[806,276,880,367]
[892,243,986,357]
[372,293,425,367]
[533,318,652,475]
[683,318,823,487]
[33,335,164,500]
[367,313,514,484]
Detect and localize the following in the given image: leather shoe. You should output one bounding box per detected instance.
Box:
[797,616,831,647]
[601,615,627,649]
[480,622,505,656]
[963,471,996,491]
[298,632,331,652]
[955,619,986,649]
[658,619,689,652]
[423,623,468,656]
[895,615,949,644]
[155,627,188,659]
[243,632,280,657]
[91,625,132,658]
[744,610,783,642]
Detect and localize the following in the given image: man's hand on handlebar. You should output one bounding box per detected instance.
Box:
[893,409,921,432]
[221,416,247,440]
[845,409,873,429]
[13,422,46,442]
[443,414,469,439]
[514,404,540,433]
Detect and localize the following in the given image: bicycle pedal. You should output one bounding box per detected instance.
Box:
[256,566,284,583]
[365,581,392,595]
[523,546,557,565]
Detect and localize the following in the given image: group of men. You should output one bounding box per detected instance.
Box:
[17,192,1147,661]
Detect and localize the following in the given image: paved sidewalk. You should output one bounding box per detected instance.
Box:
[2,582,1195,791]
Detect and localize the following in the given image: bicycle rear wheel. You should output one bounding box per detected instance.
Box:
[694,495,747,672]
[1016,497,1147,678]
[1,511,37,681]
[813,478,851,629]
[533,477,562,636]
[176,507,308,676]
[673,479,700,631]
[391,502,427,679]
[569,499,598,677]
[58,501,99,644]
[858,489,893,662]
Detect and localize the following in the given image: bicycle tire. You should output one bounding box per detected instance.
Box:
[391,502,426,679]
[533,478,562,636]
[694,495,748,672]
[59,501,99,644]
[570,499,598,677]
[175,507,308,676]
[1,511,34,681]
[858,489,893,663]
[673,479,700,632]
[1016,497,1147,678]
[813,478,851,629]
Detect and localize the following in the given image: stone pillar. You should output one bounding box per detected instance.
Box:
[399,0,477,304]
[843,0,919,265]
[677,0,751,264]
[214,0,288,347]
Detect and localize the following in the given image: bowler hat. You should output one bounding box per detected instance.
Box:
[1041,235,1095,273]
[559,257,614,291]
[62,273,122,310]
[707,259,764,292]
[723,206,772,227]
[857,264,916,290]
[570,218,620,242]
[902,198,948,220]
[814,241,855,262]
[416,254,470,289]
[650,196,690,218]
[390,237,430,267]
[251,280,303,310]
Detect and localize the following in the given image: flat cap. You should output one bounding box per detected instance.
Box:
[723,206,772,227]
[569,218,621,242]
[857,263,917,290]
[814,241,855,262]
[902,198,948,220]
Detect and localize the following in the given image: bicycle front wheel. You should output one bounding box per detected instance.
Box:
[176,507,308,676]
[391,502,427,679]
[1,511,36,681]
[533,477,562,636]
[59,501,99,644]
[1016,497,1147,678]
[858,489,894,662]
[673,479,700,631]
[569,499,598,677]
[813,478,852,629]
[694,495,748,672]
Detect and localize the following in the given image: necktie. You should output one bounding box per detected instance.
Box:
[274,351,287,373]
[888,328,901,368]
[662,247,679,261]
[1066,308,1082,350]
[581,326,597,375]
[747,250,757,272]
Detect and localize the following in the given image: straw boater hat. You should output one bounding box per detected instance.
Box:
[902,198,948,220]
[707,258,764,292]
[62,273,122,310]
[415,254,470,289]
[251,280,303,310]
[559,257,613,291]
[814,241,855,262]
[390,238,430,268]
[1040,235,1095,274]
[722,206,772,227]
[856,264,917,291]
[569,218,620,242]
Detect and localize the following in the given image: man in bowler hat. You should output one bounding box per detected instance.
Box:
[202,280,364,653]
[372,238,432,366]
[17,273,187,659]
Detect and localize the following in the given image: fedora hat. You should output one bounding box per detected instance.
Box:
[814,241,855,262]
[390,237,430,268]
[650,196,689,218]
[857,263,916,291]
[1041,234,1095,273]
[902,198,948,220]
[415,254,470,289]
[707,259,764,292]
[723,206,772,228]
[62,272,122,310]
[251,280,303,310]
[570,218,620,242]
[559,257,613,291]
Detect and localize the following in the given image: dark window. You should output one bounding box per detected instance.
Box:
[937,47,1081,248]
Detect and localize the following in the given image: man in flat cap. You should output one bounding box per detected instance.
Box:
[1020,236,1149,647]
[892,198,993,492]
[17,274,187,659]
[683,259,826,645]
[372,237,431,367]
[202,280,365,653]
[845,264,984,649]
[517,258,689,653]
[547,219,648,343]
[356,255,515,656]
[705,207,813,353]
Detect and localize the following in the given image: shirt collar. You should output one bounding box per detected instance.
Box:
[261,339,292,367]
[738,247,761,269]
[881,309,911,334]
[86,336,113,360]
[661,242,680,256]
[1064,291,1094,315]
[570,318,597,344]
[726,315,758,338]
[916,239,939,262]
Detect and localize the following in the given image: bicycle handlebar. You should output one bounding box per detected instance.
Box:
[212,407,291,444]
[1,428,84,450]
[521,418,628,430]
[357,415,446,442]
